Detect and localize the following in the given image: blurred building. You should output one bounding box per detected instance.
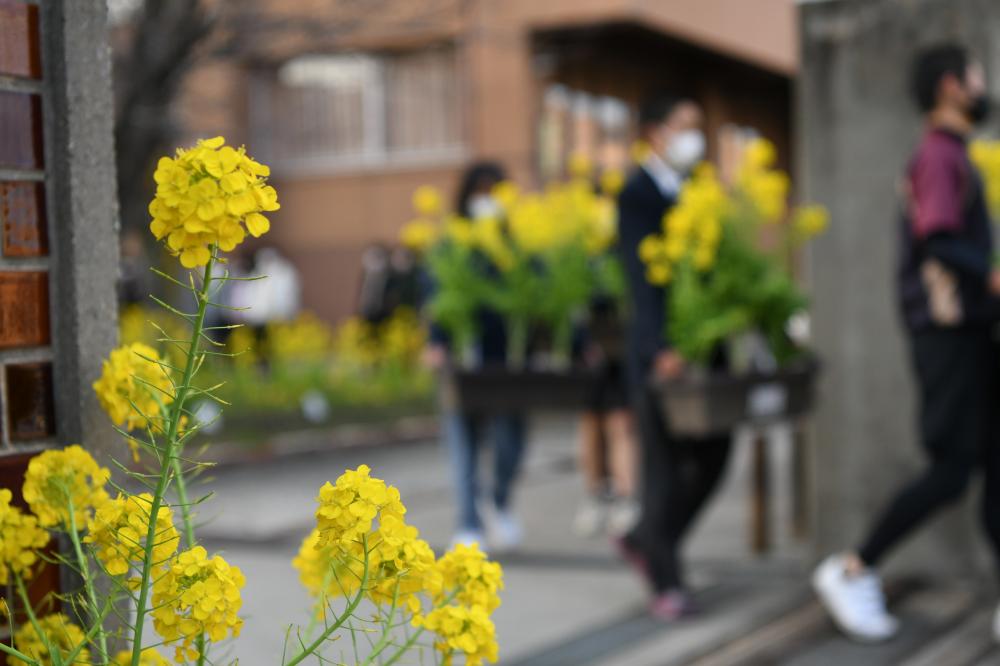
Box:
[170,0,797,322]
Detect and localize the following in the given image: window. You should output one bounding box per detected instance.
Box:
[253,47,465,173]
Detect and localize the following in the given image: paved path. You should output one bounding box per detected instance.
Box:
[192,415,997,665]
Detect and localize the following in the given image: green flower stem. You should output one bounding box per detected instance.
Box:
[14,575,53,666]
[0,641,39,666]
[379,589,460,666]
[130,255,216,666]
[284,539,370,666]
[506,316,528,370]
[551,318,573,370]
[65,498,109,664]
[358,581,401,665]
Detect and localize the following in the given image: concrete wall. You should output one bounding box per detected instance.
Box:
[801,0,1000,576]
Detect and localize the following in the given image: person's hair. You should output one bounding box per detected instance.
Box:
[638,92,686,136]
[455,161,507,218]
[911,44,970,112]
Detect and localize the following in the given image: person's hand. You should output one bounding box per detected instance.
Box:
[421,344,448,370]
[989,268,1000,296]
[653,350,685,380]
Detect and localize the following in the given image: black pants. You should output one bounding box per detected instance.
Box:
[859,327,1000,569]
[626,383,731,592]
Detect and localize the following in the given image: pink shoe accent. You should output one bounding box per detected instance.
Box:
[649,590,694,622]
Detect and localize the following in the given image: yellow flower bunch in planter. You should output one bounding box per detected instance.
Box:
[401,167,623,369]
[639,138,828,366]
[0,138,502,666]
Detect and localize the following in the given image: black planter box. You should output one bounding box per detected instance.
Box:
[441,366,599,414]
[653,360,819,437]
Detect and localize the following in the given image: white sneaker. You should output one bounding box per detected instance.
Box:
[488,509,523,554]
[992,602,1000,643]
[450,529,487,551]
[606,498,640,537]
[573,496,607,537]
[812,554,899,643]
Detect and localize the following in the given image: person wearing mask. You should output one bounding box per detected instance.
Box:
[615,93,732,620]
[814,44,1000,644]
[423,161,528,552]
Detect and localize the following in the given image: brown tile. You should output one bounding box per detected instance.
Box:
[0,1,42,79]
[1,181,47,256]
[5,362,53,440]
[0,91,44,170]
[0,271,49,348]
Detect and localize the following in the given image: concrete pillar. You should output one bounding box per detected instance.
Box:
[42,0,119,454]
[800,0,1000,576]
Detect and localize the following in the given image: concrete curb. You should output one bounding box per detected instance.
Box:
[203,415,440,470]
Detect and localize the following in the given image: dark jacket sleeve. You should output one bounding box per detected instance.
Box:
[617,182,669,368]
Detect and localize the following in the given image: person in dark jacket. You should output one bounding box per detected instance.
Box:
[814,43,1000,644]
[615,93,732,620]
[423,162,527,553]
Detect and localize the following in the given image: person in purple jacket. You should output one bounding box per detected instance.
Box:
[814,44,1000,644]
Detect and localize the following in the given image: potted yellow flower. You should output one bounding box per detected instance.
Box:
[639,139,828,435]
[400,168,623,413]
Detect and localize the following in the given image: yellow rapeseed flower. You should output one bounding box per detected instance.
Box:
[14,613,90,666]
[794,204,830,238]
[314,465,406,551]
[0,488,50,585]
[85,492,179,576]
[22,445,110,529]
[151,546,245,663]
[267,312,333,363]
[429,542,503,613]
[491,181,520,211]
[149,136,279,268]
[600,169,625,197]
[111,649,170,666]
[412,185,444,217]
[567,151,593,179]
[93,343,176,459]
[401,218,440,252]
[414,604,499,666]
[971,139,1000,218]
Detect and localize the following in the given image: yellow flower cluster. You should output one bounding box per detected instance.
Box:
[151,546,245,662]
[401,219,440,253]
[299,467,503,664]
[793,205,830,238]
[119,305,189,364]
[93,343,175,437]
[639,165,728,284]
[415,604,498,666]
[429,542,503,613]
[13,613,90,666]
[267,312,333,363]
[314,465,405,551]
[112,649,170,666]
[400,176,618,263]
[149,136,279,268]
[227,325,258,368]
[332,317,381,369]
[413,185,445,217]
[85,493,179,576]
[737,138,790,223]
[367,513,437,607]
[0,488,49,585]
[970,139,1000,219]
[380,307,427,367]
[22,445,110,529]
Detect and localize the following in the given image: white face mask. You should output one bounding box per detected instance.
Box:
[468,194,502,220]
[665,129,706,172]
